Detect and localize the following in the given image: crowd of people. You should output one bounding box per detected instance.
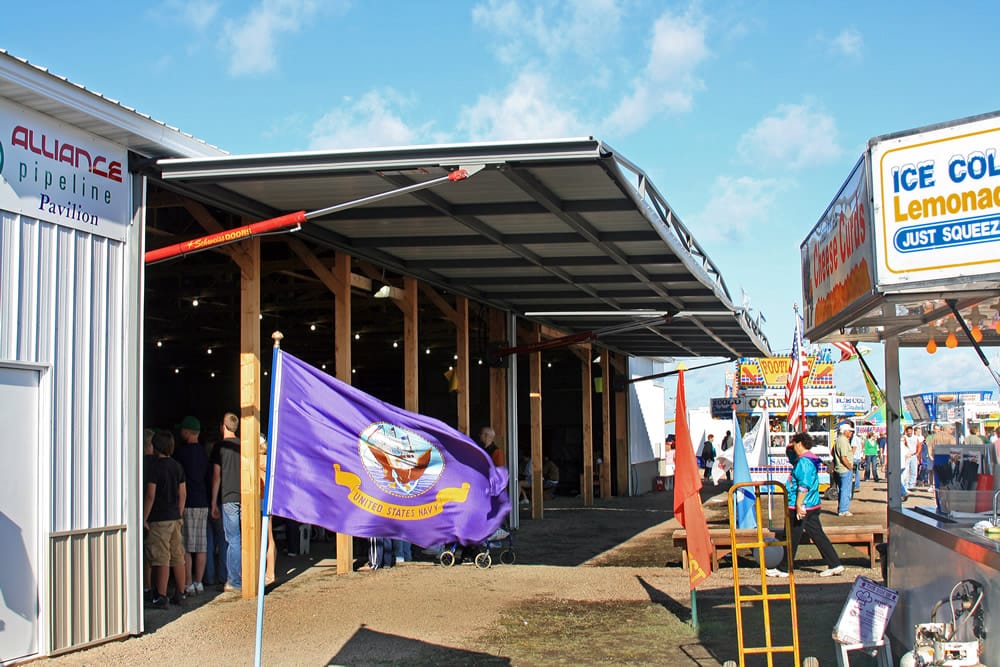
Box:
[143,413,272,610]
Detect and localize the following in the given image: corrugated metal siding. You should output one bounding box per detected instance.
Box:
[0,209,135,653]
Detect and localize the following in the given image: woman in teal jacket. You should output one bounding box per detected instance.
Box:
[767,432,844,578]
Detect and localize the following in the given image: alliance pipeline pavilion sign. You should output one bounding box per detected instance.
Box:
[0,98,129,241]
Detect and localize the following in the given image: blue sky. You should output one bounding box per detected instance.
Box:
[4,0,999,407]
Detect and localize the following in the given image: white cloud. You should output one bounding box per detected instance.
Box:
[604,8,708,135]
[830,28,863,58]
[222,0,331,76]
[737,102,842,169]
[456,70,586,141]
[177,0,220,31]
[687,175,785,242]
[472,0,623,63]
[308,89,433,150]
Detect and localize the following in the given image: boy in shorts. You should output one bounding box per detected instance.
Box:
[144,430,187,609]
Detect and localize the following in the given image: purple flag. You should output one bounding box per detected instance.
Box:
[267,350,510,546]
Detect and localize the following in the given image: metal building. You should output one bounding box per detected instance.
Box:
[0,50,223,661]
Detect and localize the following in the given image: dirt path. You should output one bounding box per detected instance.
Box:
[45,479,909,666]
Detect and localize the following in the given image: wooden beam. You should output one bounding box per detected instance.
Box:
[182,198,248,270]
[455,296,469,435]
[403,276,419,413]
[238,236,261,599]
[488,308,508,465]
[419,283,460,326]
[350,273,372,291]
[615,353,628,497]
[285,237,347,295]
[600,352,612,499]
[581,344,594,507]
[529,324,543,520]
[334,252,353,574]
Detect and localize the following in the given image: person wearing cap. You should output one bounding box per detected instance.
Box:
[832,422,855,516]
[173,416,209,596]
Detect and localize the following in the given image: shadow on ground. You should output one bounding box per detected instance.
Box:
[328,626,510,666]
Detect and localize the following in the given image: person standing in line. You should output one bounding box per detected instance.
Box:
[142,427,155,598]
[258,436,276,584]
[173,416,210,596]
[862,431,880,483]
[767,431,844,578]
[203,433,227,587]
[478,425,505,467]
[964,424,986,445]
[700,434,716,481]
[833,422,855,516]
[210,412,242,592]
[902,425,920,496]
[720,430,732,481]
[144,430,188,608]
[851,429,864,492]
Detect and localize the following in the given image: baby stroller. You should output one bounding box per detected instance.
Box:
[439,523,516,569]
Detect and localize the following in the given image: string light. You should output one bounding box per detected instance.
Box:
[425,348,431,355]
[392,341,399,349]
[971,325,983,343]
[926,337,937,354]
[310,324,317,331]
[192,298,199,307]
[156,340,163,348]
[354,332,360,340]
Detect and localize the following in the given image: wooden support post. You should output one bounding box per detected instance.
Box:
[488,309,507,465]
[334,252,353,574]
[581,346,594,507]
[238,236,261,598]
[455,296,469,434]
[600,352,612,499]
[530,324,543,519]
[614,353,628,496]
[402,277,418,413]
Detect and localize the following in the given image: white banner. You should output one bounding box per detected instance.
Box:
[0,98,129,241]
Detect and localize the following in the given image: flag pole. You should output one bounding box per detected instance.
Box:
[254,331,284,667]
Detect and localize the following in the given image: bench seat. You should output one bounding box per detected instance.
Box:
[672,524,887,570]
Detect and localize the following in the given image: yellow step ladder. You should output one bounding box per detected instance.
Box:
[725,482,804,666]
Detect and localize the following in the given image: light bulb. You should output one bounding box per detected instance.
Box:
[392,341,399,349]
[926,338,937,354]
[995,318,1000,334]
[971,325,983,343]
[945,331,958,349]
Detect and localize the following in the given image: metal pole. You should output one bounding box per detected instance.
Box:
[146,165,484,265]
[254,331,283,667]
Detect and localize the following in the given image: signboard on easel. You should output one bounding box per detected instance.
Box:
[833,576,899,647]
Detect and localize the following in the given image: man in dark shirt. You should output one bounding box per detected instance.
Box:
[211,412,242,591]
[144,430,187,609]
[174,415,210,595]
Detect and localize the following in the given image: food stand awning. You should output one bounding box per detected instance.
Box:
[800,109,1000,660]
[153,139,771,359]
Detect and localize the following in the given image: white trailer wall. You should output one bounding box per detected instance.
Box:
[0,201,141,656]
[628,357,665,494]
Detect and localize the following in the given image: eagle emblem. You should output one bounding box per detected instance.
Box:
[358,422,444,497]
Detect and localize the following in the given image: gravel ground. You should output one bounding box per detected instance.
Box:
[43,477,908,666]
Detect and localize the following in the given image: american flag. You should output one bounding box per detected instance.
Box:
[832,340,856,361]
[785,309,808,432]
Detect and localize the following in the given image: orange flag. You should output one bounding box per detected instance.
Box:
[672,368,713,589]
